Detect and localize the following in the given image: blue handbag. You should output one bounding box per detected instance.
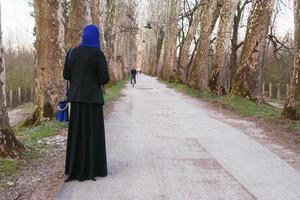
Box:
[56,100,69,122]
[56,49,72,122]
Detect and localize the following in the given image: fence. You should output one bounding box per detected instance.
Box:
[4,83,288,108]
[262,82,289,103]
[6,87,34,108]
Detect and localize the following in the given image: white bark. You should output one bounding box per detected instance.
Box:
[0,2,24,157]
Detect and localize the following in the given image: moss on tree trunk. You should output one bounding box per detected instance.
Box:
[25,0,65,125]
[230,80,256,101]
[22,103,54,127]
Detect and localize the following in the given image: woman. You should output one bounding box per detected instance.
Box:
[63,24,110,182]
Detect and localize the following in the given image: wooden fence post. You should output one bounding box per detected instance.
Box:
[18,87,22,104]
[277,83,281,100]
[269,82,272,98]
[9,89,13,107]
[286,84,289,98]
[24,88,28,102]
[262,82,265,97]
[31,87,34,101]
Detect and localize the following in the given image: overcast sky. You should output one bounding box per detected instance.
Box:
[0,0,295,49]
[1,0,35,48]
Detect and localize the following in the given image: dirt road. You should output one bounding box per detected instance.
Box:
[55,75,300,200]
[8,103,32,126]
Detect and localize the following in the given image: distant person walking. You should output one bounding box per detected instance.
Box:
[63,24,110,182]
[131,68,137,86]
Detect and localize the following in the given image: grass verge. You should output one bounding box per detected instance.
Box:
[162,80,300,133]
[0,121,66,187]
[16,122,67,159]
[0,158,17,177]
[103,78,128,113]
[104,78,128,103]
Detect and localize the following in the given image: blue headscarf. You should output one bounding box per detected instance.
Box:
[80,24,101,49]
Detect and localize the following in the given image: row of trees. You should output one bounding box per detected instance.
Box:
[1,0,300,157]
[0,0,139,157]
[30,0,138,125]
[141,0,300,118]
[5,44,35,92]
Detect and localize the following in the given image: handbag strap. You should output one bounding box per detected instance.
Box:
[58,103,69,111]
[66,48,73,99]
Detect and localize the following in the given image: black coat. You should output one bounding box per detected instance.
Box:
[63,46,110,105]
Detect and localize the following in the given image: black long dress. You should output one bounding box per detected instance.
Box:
[63,46,110,182]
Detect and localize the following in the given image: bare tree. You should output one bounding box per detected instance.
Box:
[66,0,92,49]
[187,0,221,90]
[24,0,66,126]
[209,0,239,94]
[283,0,300,119]
[230,0,275,101]
[141,0,169,76]
[177,1,203,83]
[160,0,181,81]
[229,0,251,87]
[99,0,138,82]
[0,2,24,157]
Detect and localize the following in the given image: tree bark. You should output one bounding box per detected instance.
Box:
[91,0,101,26]
[230,0,275,101]
[66,0,92,49]
[283,0,300,119]
[230,1,243,88]
[176,4,203,83]
[209,0,239,94]
[0,2,24,157]
[160,0,181,81]
[152,28,164,75]
[187,0,220,90]
[140,0,169,76]
[24,0,66,126]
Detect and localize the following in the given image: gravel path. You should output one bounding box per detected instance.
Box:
[55,75,300,200]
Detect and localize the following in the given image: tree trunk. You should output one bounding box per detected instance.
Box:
[104,0,118,83]
[24,0,66,126]
[151,28,164,75]
[283,0,300,119]
[230,0,275,101]
[0,3,24,157]
[160,0,181,81]
[187,0,220,90]
[141,0,169,76]
[91,0,101,26]
[66,0,92,49]
[229,1,243,88]
[176,5,203,83]
[209,0,239,94]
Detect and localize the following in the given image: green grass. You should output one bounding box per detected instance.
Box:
[16,121,66,142]
[221,96,281,121]
[104,78,128,103]
[103,78,128,113]
[0,121,67,180]
[0,158,17,177]
[164,80,282,122]
[17,121,67,159]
